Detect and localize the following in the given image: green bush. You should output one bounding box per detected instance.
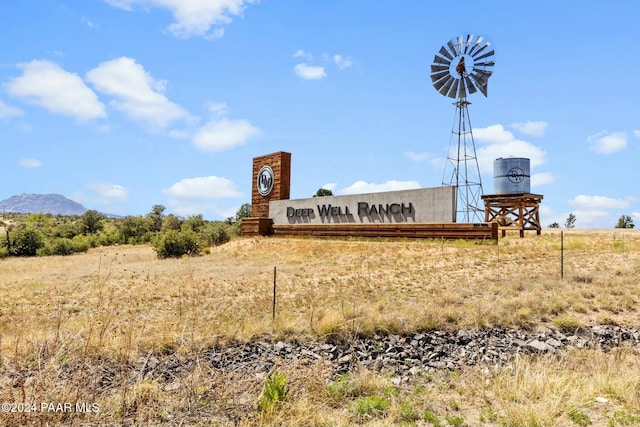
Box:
[199,222,230,247]
[424,410,442,427]
[351,396,390,421]
[258,371,289,414]
[400,402,420,422]
[71,234,91,252]
[152,230,200,259]
[9,227,44,256]
[42,238,75,256]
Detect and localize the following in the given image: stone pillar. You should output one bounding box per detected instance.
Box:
[241,151,291,236]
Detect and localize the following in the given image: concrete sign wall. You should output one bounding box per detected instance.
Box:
[269,186,456,224]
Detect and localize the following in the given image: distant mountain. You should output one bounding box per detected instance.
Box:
[0,193,88,216]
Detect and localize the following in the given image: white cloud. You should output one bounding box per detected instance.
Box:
[5,60,106,121]
[338,180,421,195]
[566,210,611,228]
[86,56,189,129]
[293,50,313,60]
[87,183,129,203]
[104,0,256,39]
[531,172,554,187]
[193,117,259,151]
[473,124,547,173]
[206,101,229,116]
[163,176,242,199]
[294,63,327,80]
[588,131,627,154]
[82,17,100,29]
[569,195,631,210]
[18,158,42,168]
[0,100,24,119]
[321,183,338,191]
[634,130,640,137]
[510,121,548,137]
[333,54,353,70]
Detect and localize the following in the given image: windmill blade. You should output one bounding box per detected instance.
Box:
[430,69,450,83]
[430,64,449,73]
[470,42,490,60]
[473,60,495,68]
[473,49,495,62]
[447,40,459,57]
[439,46,453,61]
[447,78,459,98]
[433,54,451,66]
[467,36,484,56]
[457,35,465,54]
[433,75,452,92]
[463,34,474,54]
[472,69,493,79]
[470,70,491,97]
[439,76,456,97]
[464,76,477,94]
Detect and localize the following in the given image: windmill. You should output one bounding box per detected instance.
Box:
[430,34,495,222]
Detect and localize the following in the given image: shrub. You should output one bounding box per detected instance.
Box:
[152,230,200,259]
[258,371,289,414]
[445,415,467,427]
[42,238,75,256]
[567,408,591,426]
[71,234,91,252]
[351,396,390,421]
[424,410,442,427]
[9,227,44,256]
[399,402,420,422]
[199,222,230,247]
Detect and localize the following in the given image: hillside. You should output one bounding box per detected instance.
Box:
[0,193,88,216]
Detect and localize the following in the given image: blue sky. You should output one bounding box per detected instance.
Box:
[1,1,638,228]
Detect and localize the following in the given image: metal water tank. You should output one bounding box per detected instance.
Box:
[493,157,530,194]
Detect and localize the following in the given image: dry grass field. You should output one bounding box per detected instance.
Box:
[0,228,639,426]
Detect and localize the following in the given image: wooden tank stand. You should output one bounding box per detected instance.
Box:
[481,193,543,238]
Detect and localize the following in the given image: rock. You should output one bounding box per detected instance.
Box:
[337,354,351,364]
[527,340,554,352]
[545,338,563,348]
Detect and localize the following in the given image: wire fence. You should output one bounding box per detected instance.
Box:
[260,229,640,322]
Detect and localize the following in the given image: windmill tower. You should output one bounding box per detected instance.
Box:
[430,35,495,222]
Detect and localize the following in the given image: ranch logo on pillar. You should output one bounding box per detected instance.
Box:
[257,165,274,196]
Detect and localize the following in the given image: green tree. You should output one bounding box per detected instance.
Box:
[119,216,151,243]
[161,214,182,232]
[26,213,52,228]
[80,210,105,234]
[235,203,252,221]
[313,188,333,197]
[199,222,230,246]
[565,213,576,229]
[147,204,166,232]
[548,222,560,228]
[615,215,635,229]
[9,227,44,256]
[182,214,205,233]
